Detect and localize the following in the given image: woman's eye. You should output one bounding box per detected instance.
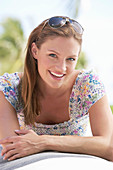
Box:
[49,54,57,58]
[67,58,75,61]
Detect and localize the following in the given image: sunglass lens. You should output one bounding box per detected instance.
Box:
[71,21,83,34]
[49,17,66,28]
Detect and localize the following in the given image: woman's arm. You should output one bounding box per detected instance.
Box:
[44,95,113,161]
[0,92,20,148]
[1,95,113,161]
[0,91,47,161]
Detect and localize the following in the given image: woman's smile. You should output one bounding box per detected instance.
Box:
[36,36,80,89]
[49,70,65,80]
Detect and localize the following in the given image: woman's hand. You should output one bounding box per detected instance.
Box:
[0,129,46,161]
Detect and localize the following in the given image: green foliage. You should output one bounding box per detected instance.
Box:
[110,105,113,114]
[76,51,88,69]
[0,18,26,75]
[0,16,87,75]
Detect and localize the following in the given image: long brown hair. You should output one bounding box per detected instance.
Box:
[20,17,83,125]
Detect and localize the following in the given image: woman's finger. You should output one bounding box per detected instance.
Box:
[3,148,18,160]
[0,137,12,144]
[8,153,23,161]
[14,129,30,135]
[0,136,19,144]
[1,143,15,156]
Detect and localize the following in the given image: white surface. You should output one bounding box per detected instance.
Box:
[2,124,113,170]
[16,156,113,170]
[85,122,92,136]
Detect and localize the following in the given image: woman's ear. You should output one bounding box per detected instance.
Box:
[31,42,39,59]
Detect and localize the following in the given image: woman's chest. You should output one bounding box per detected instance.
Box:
[36,96,70,125]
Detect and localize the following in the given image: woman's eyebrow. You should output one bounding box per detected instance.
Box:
[47,49,60,55]
[68,55,78,58]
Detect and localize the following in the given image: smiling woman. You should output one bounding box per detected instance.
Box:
[0,16,113,163]
[32,36,79,90]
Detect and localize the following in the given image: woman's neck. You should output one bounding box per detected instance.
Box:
[38,70,79,98]
[38,79,71,99]
[40,81,69,98]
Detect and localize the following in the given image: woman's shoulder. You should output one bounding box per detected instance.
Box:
[72,68,105,100]
[70,69,106,117]
[0,71,23,90]
[0,72,23,85]
[18,72,23,79]
[75,69,101,86]
[0,72,24,96]
[0,72,23,111]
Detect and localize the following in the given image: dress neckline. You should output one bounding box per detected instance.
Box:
[16,70,84,128]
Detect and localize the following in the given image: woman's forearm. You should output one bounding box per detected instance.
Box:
[43,135,112,161]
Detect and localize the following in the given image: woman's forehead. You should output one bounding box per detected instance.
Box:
[41,36,80,48]
[40,37,80,55]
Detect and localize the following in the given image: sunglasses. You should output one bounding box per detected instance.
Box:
[42,16,84,39]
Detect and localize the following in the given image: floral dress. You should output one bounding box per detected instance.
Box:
[0,70,105,136]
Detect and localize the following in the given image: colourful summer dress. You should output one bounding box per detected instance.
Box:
[0,70,105,136]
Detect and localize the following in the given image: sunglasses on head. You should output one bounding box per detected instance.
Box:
[42,16,84,39]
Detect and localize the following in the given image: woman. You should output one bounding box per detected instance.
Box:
[0,16,113,161]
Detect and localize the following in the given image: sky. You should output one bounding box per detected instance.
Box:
[0,0,113,104]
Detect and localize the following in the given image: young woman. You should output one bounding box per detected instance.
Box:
[0,16,113,161]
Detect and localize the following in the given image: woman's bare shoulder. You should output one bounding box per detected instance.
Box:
[72,70,81,81]
[18,72,23,79]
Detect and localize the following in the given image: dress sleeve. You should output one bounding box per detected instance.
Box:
[0,72,20,112]
[75,69,106,116]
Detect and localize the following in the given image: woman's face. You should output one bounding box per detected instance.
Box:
[33,36,80,89]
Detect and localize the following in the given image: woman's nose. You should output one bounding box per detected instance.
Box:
[55,61,67,72]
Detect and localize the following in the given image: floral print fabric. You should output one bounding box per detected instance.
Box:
[0,70,105,136]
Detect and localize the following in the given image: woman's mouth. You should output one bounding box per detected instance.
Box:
[49,71,65,79]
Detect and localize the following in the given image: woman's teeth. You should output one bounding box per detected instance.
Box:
[50,71,64,78]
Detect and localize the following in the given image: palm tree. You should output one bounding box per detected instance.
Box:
[0,18,26,75]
